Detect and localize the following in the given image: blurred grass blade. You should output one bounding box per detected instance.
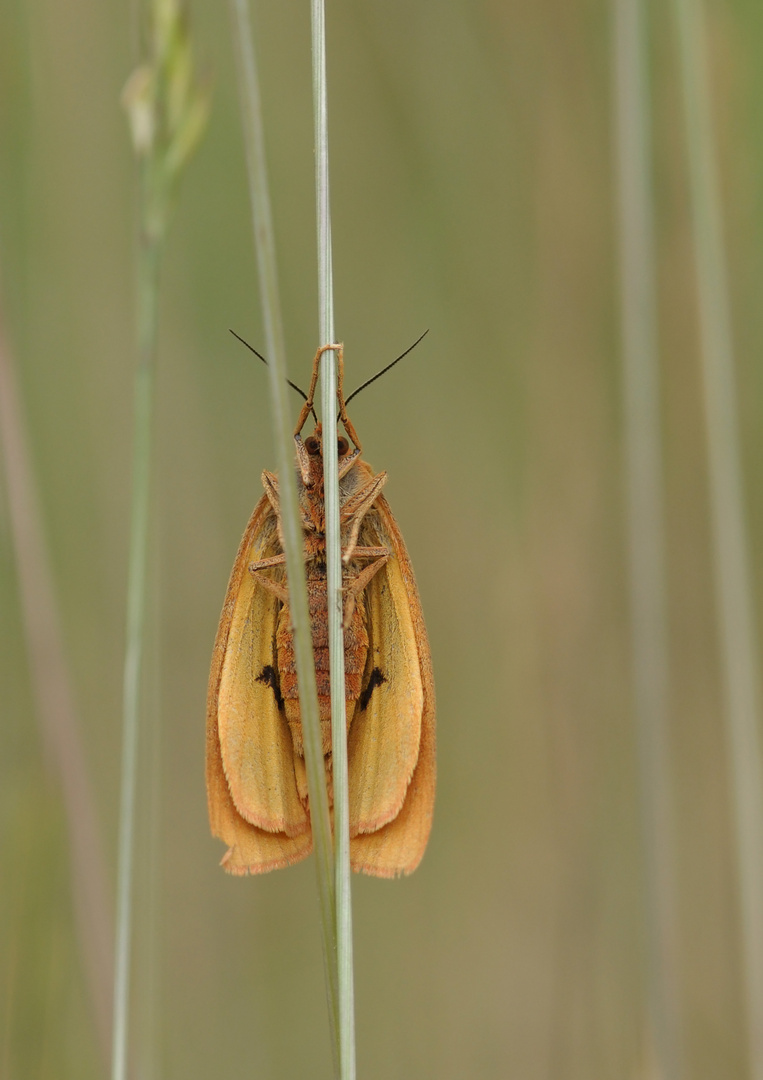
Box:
[671,0,763,1074]
[311,0,356,1076]
[115,6,208,1080]
[227,0,340,1066]
[611,1,684,1076]
[113,232,159,1080]
[0,301,114,1068]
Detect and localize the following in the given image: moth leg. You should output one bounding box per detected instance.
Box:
[349,546,389,561]
[338,446,363,480]
[260,470,289,544]
[294,434,313,488]
[294,349,323,437]
[249,552,289,603]
[294,342,363,457]
[250,573,288,603]
[293,345,328,487]
[350,552,389,591]
[262,468,315,536]
[342,551,389,627]
[294,342,343,438]
[340,472,387,523]
[261,470,279,509]
[334,344,363,452]
[341,473,388,562]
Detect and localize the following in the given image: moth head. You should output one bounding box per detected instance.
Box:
[295,423,357,488]
[303,428,352,459]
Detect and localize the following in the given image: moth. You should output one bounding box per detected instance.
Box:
[206,343,435,877]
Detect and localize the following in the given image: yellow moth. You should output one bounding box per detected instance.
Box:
[206,342,435,877]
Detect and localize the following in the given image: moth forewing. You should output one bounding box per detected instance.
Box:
[216,798,313,876]
[348,494,435,876]
[217,574,308,835]
[347,506,424,834]
[206,496,312,873]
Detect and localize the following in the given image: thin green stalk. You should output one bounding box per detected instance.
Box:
[113,235,160,1080]
[228,0,340,1064]
[672,1,763,1075]
[115,10,208,1078]
[311,1,356,1077]
[612,2,683,1076]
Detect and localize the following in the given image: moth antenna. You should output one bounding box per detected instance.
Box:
[344,329,430,406]
[229,329,318,422]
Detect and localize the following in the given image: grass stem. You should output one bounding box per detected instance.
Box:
[611,1,684,1075]
[112,234,160,1080]
[311,1,356,1076]
[114,8,209,1076]
[672,1,763,1074]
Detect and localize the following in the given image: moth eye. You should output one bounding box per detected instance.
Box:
[337,437,349,456]
[305,436,320,455]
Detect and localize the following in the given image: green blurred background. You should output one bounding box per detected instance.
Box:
[2,1,763,1077]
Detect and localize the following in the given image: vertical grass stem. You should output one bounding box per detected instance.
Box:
[113,232,160,1080]
[612,1,684,1075]
[311,2,356,1077]
[672,1,763,1074]
[115,9,209,1075]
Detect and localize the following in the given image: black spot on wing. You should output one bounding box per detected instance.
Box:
[359,667,386,711]
[256,664,284,710]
